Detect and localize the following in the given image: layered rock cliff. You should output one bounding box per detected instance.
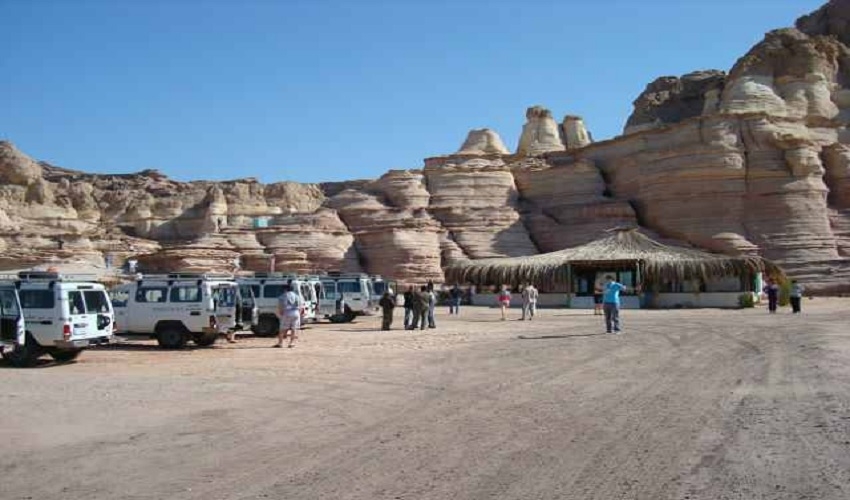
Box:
[2,0,850,293]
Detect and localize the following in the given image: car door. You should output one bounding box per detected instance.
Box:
[83,289,114,337]
[67,288,98,340]
[0,284,25,347]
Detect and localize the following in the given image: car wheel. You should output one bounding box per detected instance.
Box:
[157,327,187,349]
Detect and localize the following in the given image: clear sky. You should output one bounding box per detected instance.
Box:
[1,0,825,183]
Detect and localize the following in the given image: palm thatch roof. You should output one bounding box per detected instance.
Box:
[444,228,783,289]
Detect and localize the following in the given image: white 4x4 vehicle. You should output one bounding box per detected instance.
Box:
[2,272,114,366]
[0,281,27,366]
[318,273,378,323]
[112,273,239,349]
[237,274,317,336]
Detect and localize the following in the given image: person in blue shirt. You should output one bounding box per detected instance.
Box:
[602,275,630,334]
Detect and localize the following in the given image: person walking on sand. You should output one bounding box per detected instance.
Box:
[602,275,630,334]
[497,285,511,321]
[379,291,395,330]
[408,286,424,330]
[448,284,462,315]
[521,283,539,320]
[763,279,779,314]
[403,286,415,329]
[426,286,437,328]
[275,283,303,348]
[789,280,804,314]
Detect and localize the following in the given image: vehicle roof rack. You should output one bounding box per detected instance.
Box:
[138,272,235,281]
[16,271,101,282]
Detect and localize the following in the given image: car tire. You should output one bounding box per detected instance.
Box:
[192,331,218,347]
[2,333,42,368]
[251,315,279,337]
[49,349,82,363]
[157,327,187,349]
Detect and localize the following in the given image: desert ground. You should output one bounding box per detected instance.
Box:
[2,299,850,500]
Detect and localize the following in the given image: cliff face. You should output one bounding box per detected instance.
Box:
[3,0,850,293]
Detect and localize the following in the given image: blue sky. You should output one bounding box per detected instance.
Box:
[1,0,824,183]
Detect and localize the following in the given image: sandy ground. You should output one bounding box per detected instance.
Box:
[2,299,850,500]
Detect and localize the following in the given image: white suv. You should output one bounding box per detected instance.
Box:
[237,274,318,336]
[112,273,240,348]
[4,272,114,366]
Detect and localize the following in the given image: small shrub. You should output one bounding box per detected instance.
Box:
[738,293,755,308]
[779,280,792,307]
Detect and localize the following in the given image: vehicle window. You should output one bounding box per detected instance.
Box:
[213,287,237,308]
[337,281,362,294]
[248,285,260,299]
[83,291,111,313]
[170,286,202,303]
[110,289,129,308]
[263,284,286,298]
[314,283,324,300]
[240,285,256,299]
[321,281,337,300]
[19,290,54,309]
[373,281,386,296]
[0,290,20,316]
[136,287,167,303]
[68,291,86,315]
[300,284,312,301]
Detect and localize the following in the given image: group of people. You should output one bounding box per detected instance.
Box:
[495,283,539,321]
[272,274,804,346]
[762,278,805,314]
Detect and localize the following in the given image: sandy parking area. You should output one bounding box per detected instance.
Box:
[2,299,850,499]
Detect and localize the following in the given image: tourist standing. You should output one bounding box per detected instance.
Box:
[602,275,629,334]
[414,286,429,330]
[497,285,511,321]
[403,286,415,329]
[593,281,604,315]
[448,284,462,315]
[789,280,804,314]
[275,283,303,348]
[763,279,780,314]
[521,283,539,320]
[427,287,437,328]
[379,291,395,330]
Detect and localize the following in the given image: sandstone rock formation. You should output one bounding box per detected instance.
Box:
[2,0,850,293]
[624,71,727,134]
[456,129,510,155]
[516,106,566,156]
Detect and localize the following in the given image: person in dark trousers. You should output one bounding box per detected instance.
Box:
[763,279,780,314]
[408,287,424,330]
[379,291,395,330]
[789,280,804,314]
[415,286,430,330]
[602,275,630,334]
[403,286,415,329]
[448,284,462,315]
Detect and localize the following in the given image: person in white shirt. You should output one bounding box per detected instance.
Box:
[521,283,539,320]
[275,283,304,348]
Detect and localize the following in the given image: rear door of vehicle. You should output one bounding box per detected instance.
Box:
[339,279,366,312]
[83,289,114,338]
[67,287,99,341]
[0,284,24,347]
[318,279,337,316]
[211,284,237,329]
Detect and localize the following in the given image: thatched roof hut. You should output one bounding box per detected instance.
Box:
[444,228,783,290]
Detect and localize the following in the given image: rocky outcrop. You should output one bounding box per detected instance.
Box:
[516,106,566,156]
[624,71,727,134]
[3,1,850,294]
[456,129,510,155]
